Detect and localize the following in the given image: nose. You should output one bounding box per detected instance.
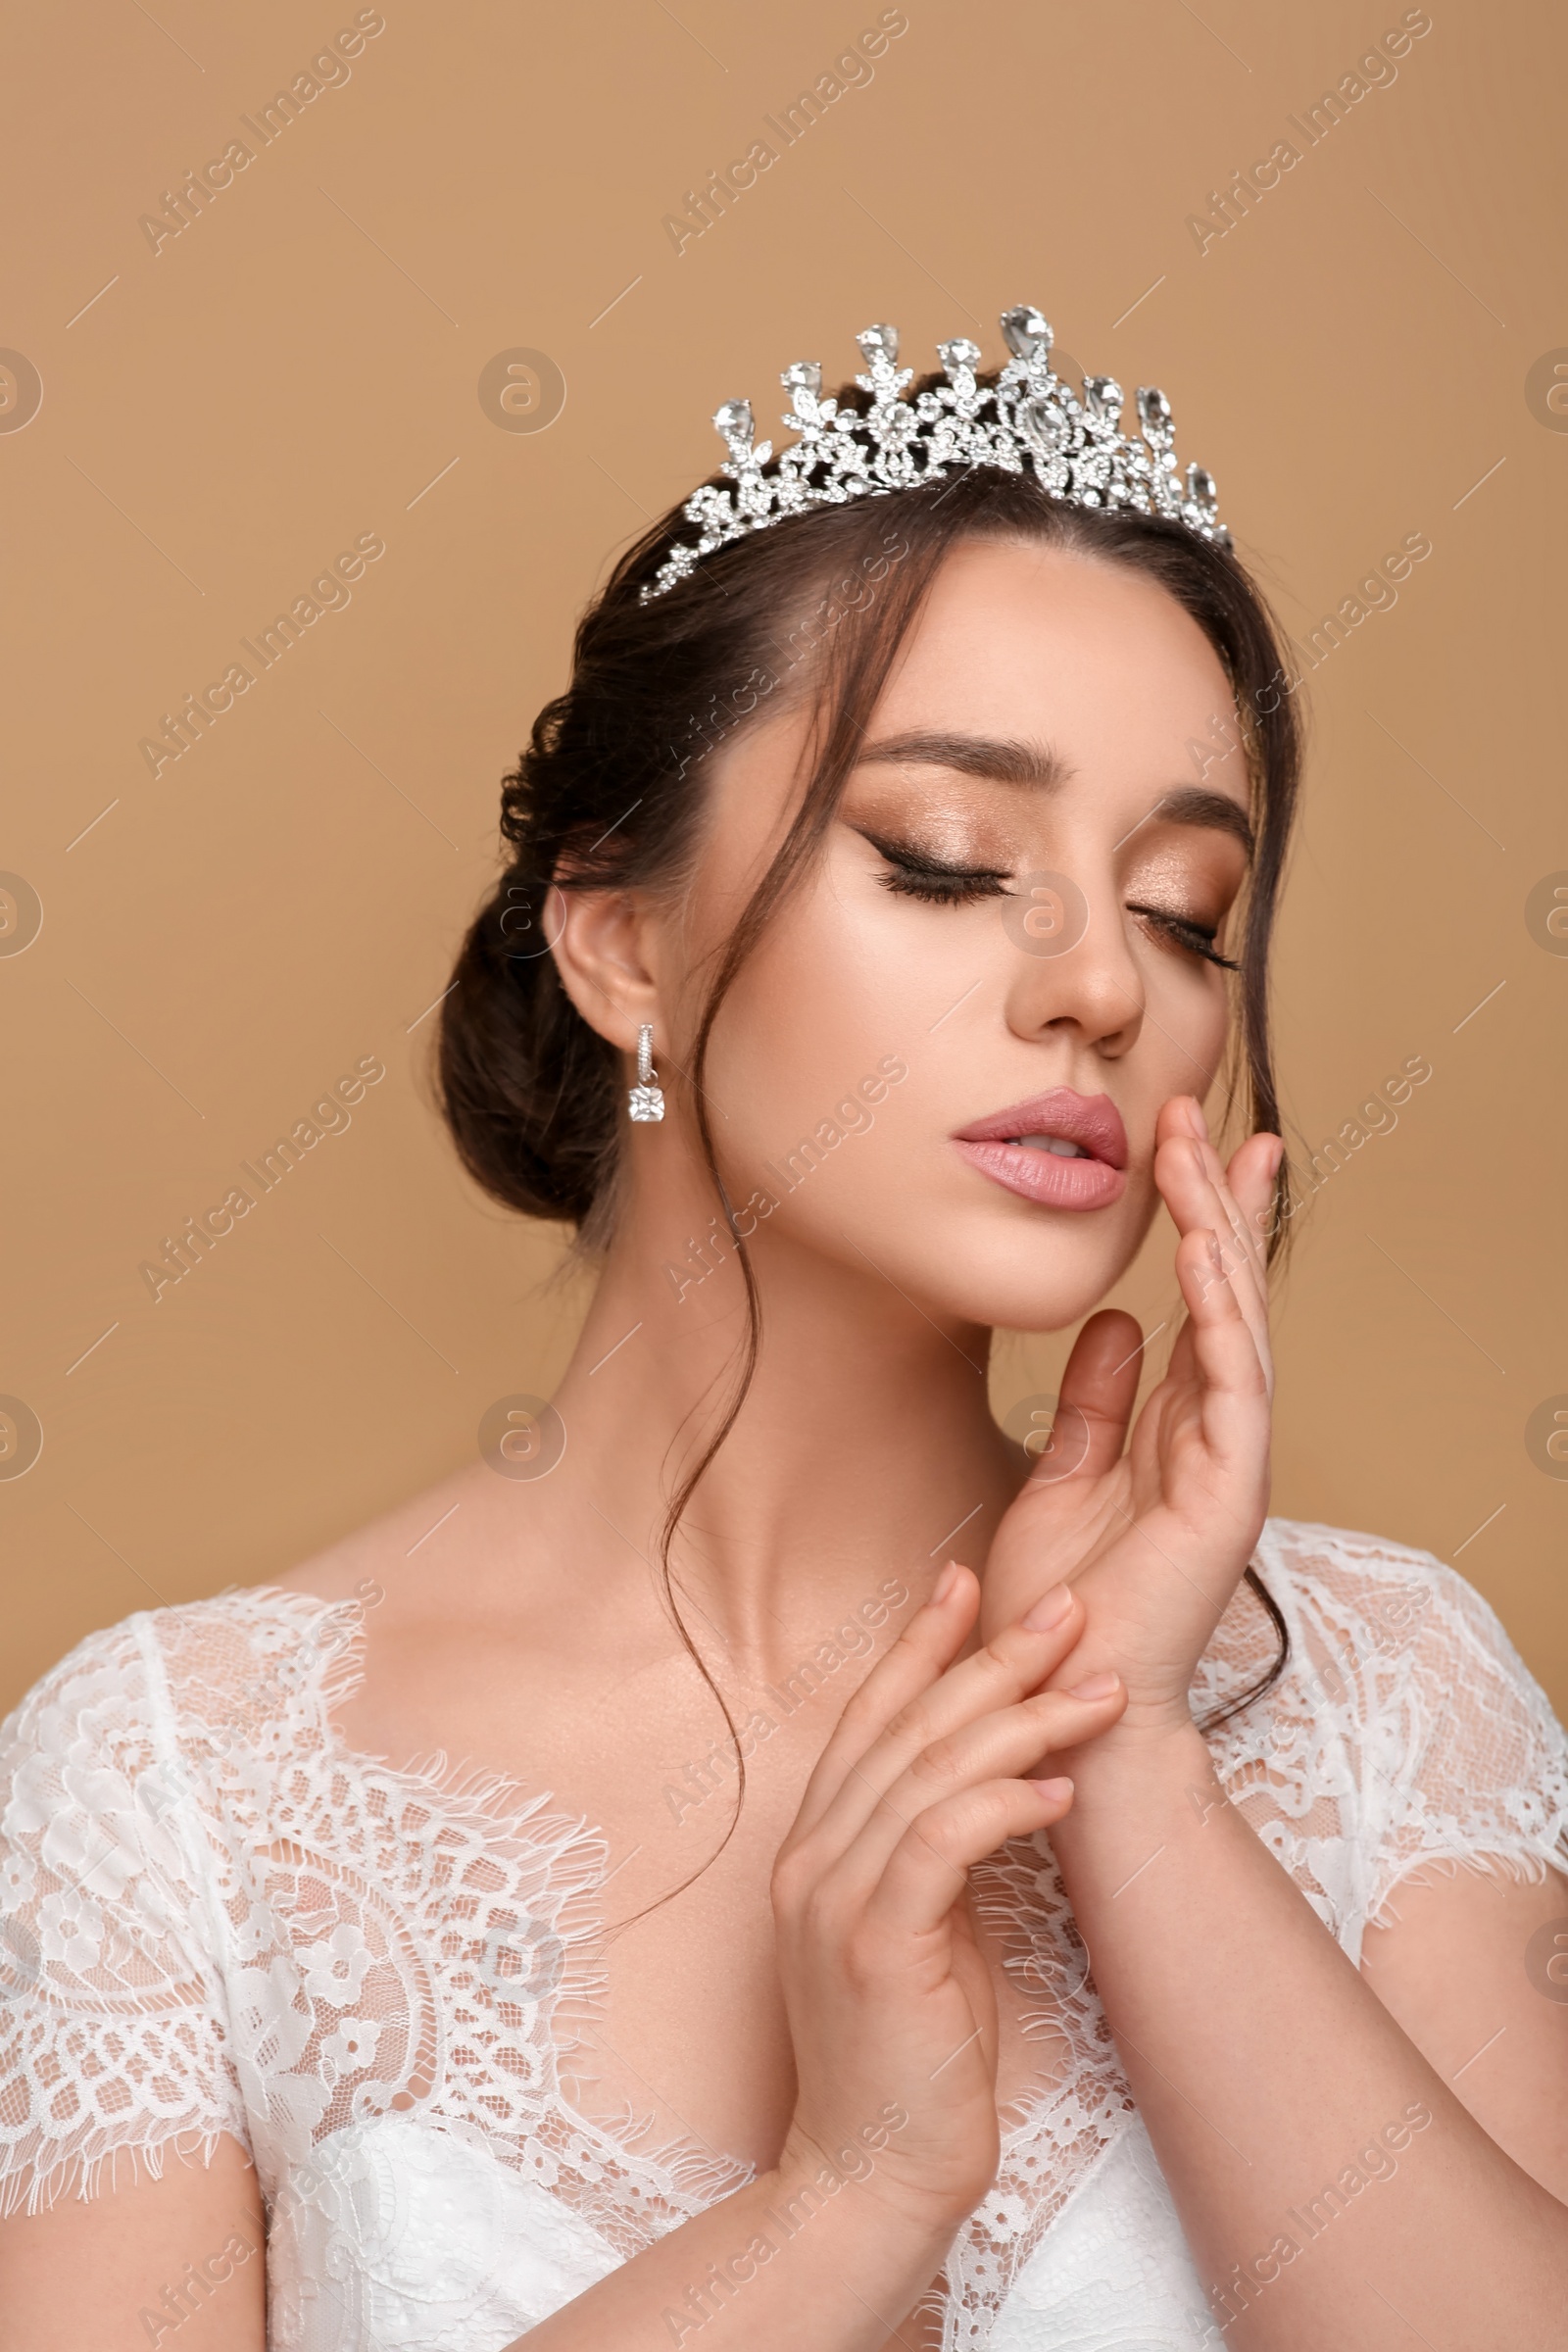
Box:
[1000,868,1146,1056]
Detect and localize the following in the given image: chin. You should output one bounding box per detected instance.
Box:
[928,1253,1128,1336]
[836,1190,1148,1335]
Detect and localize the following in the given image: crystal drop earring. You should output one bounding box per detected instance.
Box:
[628,1024,665,1122]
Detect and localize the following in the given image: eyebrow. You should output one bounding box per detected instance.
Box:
[856,731,1254,858]
[1137,786,1254,859]
[855,729,1074,790]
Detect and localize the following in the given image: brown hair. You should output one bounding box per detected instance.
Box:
[440,400,1300,1831]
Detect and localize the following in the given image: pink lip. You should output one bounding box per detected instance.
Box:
[952,1088,1130,1211]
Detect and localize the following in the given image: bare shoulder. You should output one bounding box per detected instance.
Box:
[262,1454,658,1771]
[267,1460,475,1609]
[268,1455,570,1629]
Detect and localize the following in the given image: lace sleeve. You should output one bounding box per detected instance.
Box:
[1361,1549,1568,1929]
[0,1613,248,2217]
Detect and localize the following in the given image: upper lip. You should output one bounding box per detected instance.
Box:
[953,1089,1129,1169]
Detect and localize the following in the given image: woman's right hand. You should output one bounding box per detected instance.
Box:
[768,1562,1127,2237]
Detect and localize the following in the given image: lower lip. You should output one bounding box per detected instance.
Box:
[953,1138,1128,1210]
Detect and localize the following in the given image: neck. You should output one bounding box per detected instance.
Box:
[542,1186,1019,1673]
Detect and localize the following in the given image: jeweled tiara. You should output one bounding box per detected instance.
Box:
[640,305,1230,602]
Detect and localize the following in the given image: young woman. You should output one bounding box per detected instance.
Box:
[3,311,1566,2352]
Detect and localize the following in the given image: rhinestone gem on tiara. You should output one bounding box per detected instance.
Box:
[641,304,1230,602]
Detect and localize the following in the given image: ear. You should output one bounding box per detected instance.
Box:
[547,879,662,1056]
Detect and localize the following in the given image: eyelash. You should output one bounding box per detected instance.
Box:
[875,858,1010,906]
[870,845,1240,971]
[1125,904,1240,971]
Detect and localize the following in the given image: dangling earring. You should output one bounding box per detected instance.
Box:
[629,1023,665,1122]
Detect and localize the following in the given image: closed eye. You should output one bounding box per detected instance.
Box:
[860,829,1012,906]
[1127,902,1239,970]
[860,833,1240,967]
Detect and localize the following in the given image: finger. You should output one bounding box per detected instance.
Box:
[821,1679,1125,1896]
[1200,1159,1275,1397]
[790,1581,1088,1854]
[1118,1225,1270,1552]
[1155,1119,1273,1384]
[1174,1227,1272,1439]
[1157,1115,1264,1300]
[1204,1129,1279,1315]
[859,1776,1078,1943]
[788,1562,980,1838]
[1043,1310,1144,1483]
[1226,1129,1286,1260]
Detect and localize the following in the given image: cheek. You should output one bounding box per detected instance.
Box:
[1113,971,1230,1178]
[1152,977,1229,1087]
[703,878,914,1186]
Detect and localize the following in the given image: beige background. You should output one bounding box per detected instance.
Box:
[3,0,1564,1715]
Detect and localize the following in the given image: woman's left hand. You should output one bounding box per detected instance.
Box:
[979,1096,1282,1738]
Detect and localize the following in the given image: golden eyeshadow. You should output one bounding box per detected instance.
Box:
[1122,839,1241,910]
[841,798,1027,868]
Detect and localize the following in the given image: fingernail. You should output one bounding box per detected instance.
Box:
[931,1560,962,1605]
[1265,1137,1286,1180]
[1034,1776,1074,1804]
[1187,1099,1209,1142]
[1022,1582,1073,1632]
[1067,1672,1121,1700]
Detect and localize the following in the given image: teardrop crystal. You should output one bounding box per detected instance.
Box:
[1187,462,1218,513]
[1136,385,1172,434]
[1000,306,1052,363]
[1022,397,1068,454]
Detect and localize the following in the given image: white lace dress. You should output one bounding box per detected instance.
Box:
[2,1519,1565,2350]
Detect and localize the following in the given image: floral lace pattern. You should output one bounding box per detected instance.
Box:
[2,1520,1565,2350]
